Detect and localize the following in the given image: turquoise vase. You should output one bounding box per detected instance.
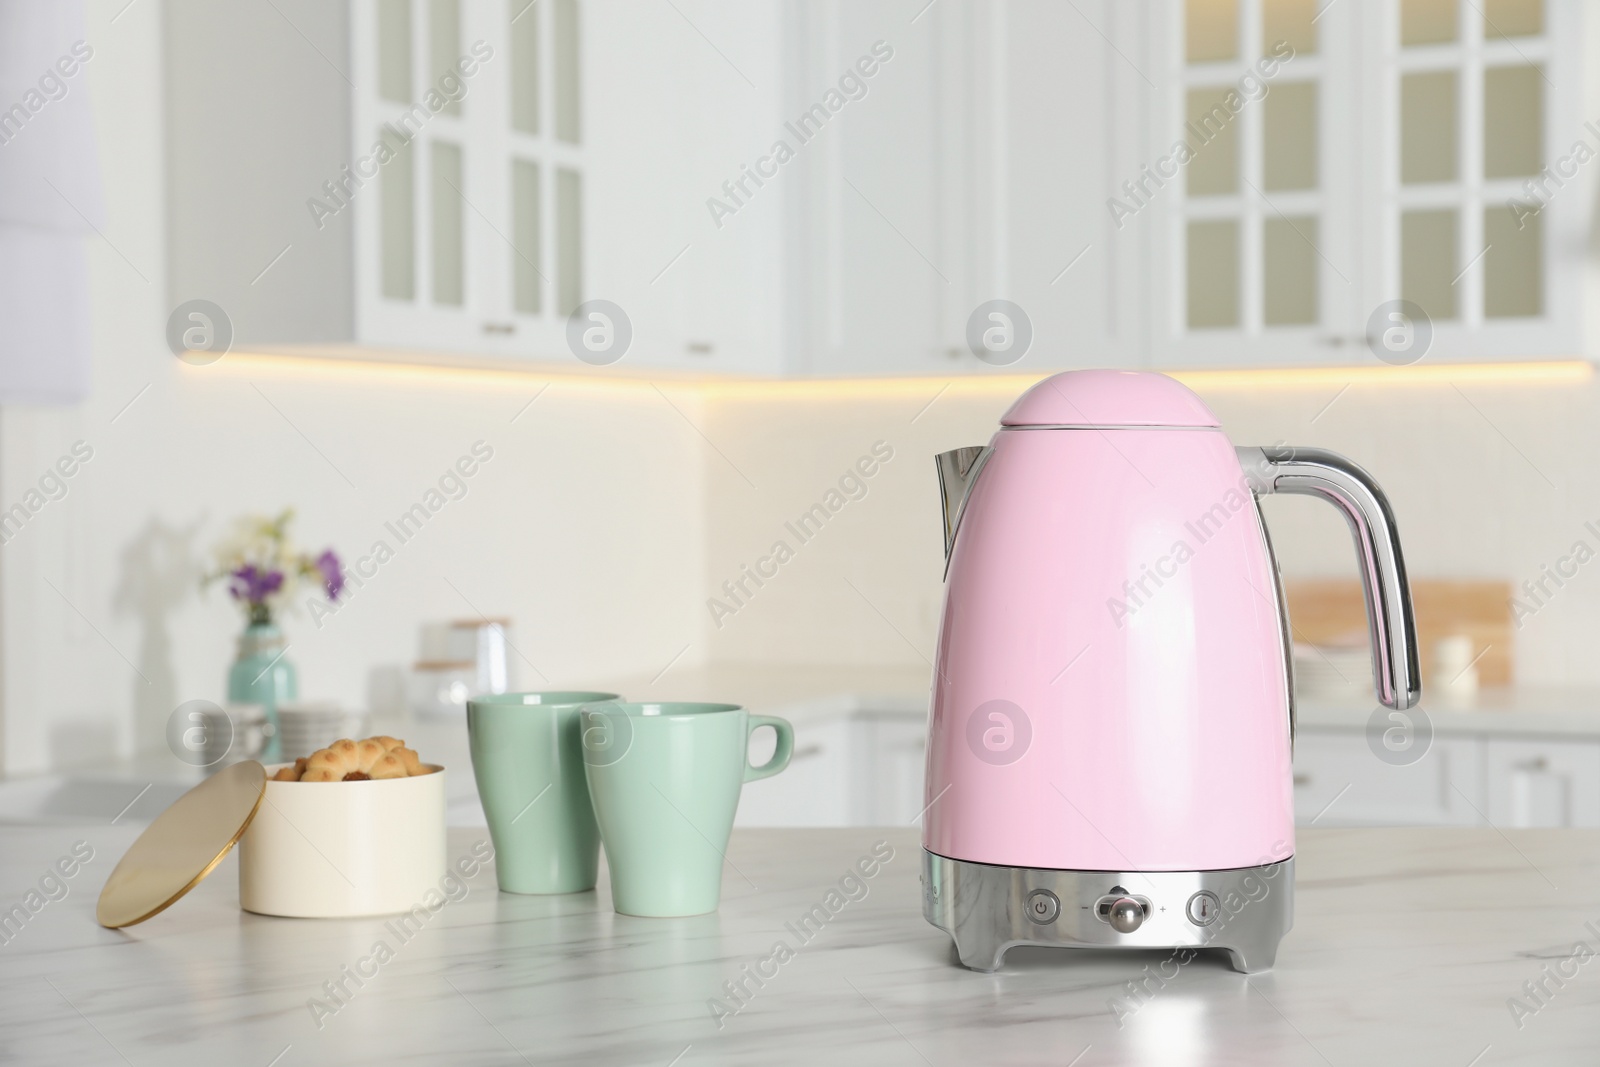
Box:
[227,621,297,764]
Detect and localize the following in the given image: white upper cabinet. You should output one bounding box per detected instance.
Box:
[784,2,948,377]
[167,0,587,361]
[166,0,787,373]
[1146,0,1587,368]
[348,0,584,358]
[164,0,1591,375]
[785,0,1140,377]
[1145,0,1359,367]
[579,1,789,375]
[1368,0,1584,362]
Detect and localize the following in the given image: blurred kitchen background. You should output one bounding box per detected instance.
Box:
[2,0,1598,829]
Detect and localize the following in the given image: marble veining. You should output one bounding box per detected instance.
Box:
[0,825,1597,1065]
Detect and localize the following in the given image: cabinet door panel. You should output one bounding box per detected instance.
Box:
[791,1,945,376]
[1486,738,1600,828]
[735,719,851,827]
[1358,0,1584,363]
[849,715,927,826]
[1150,0,1362,368]
[1293,729,1483,825]
[1149,0,1584,367]
[583,0,786,374]
[987,0,1138,373]
[791,0,1139,377]
[733,713,927,826]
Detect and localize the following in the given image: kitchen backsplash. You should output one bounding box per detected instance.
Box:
[700,373,1600,689]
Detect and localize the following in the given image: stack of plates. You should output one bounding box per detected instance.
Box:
[1293,643,1374,700]
[276,701,365,761]
[199,704,270,766]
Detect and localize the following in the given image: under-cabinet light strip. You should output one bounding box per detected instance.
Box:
[207,351,1593,396]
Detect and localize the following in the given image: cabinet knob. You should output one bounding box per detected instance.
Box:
[1293,774,1311,786]
[483,322,516,335]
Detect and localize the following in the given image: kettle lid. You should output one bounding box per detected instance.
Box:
[1001,370,1220,428]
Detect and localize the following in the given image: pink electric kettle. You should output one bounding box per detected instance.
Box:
[921,370,1420,973]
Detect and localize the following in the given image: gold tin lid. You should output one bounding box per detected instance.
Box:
[96,760,267,929]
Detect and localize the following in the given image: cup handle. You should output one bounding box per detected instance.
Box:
[744,716,794,782]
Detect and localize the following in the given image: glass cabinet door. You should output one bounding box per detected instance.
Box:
[351,0,585,358]
[1151,0,1581,368]
[1372,0,1578,361]
[1151,0,1361,367]
[502,0,585,335]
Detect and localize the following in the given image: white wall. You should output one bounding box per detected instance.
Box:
[0,1,709,775]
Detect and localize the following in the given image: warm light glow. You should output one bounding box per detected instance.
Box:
[697,374,1044,401]
[204,349,1593,398]
[206,349,689,396]
[1170,360,1593,390]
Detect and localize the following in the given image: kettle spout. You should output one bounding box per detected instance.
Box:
[935,446,992,561]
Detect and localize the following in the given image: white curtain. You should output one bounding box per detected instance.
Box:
[0,0,101,403]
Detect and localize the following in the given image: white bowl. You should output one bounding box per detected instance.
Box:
[239,764,446,917]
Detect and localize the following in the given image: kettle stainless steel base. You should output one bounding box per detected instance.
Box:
[921,850,1294,975]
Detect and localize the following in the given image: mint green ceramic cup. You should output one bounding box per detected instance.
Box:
[580,702,794,917]
[467,691,620,894]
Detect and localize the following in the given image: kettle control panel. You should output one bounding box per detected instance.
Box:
[923,851,1295,973]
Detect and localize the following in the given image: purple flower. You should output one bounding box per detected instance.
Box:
[228,564,284,605]
[316,549,345,601]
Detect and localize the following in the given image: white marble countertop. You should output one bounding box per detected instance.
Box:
[2,825,1597,1065]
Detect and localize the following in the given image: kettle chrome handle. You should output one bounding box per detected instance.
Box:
[1237,446,1422,711]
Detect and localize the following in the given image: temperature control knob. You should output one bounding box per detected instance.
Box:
[1108,896,1145,933]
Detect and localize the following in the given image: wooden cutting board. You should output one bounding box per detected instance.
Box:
[1284,579,1512,687]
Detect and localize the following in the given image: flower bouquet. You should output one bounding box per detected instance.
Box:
[204,509,344,625]
[204,509,344,764]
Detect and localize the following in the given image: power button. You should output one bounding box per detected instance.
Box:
[1025,889,1060,925]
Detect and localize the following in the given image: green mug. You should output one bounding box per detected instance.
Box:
[467,691,620,894]
[580,702,794,917]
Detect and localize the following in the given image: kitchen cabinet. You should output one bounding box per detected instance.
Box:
[166,0,1592,375]
[159,0,1146,376]
[736,718,853,827]
[735,709,926,827]
[165,0,789,373]
[786,0,1592,374]
[1295,726,1600,828]
[167,0,586,361]
[1146,0,1587,368]
[740,708,1600,830]
[1485,737,1600,828]
[1293,730,1485,825]
[582,1,790,375]
[346,0,584,357]
[784,0,1139,377]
